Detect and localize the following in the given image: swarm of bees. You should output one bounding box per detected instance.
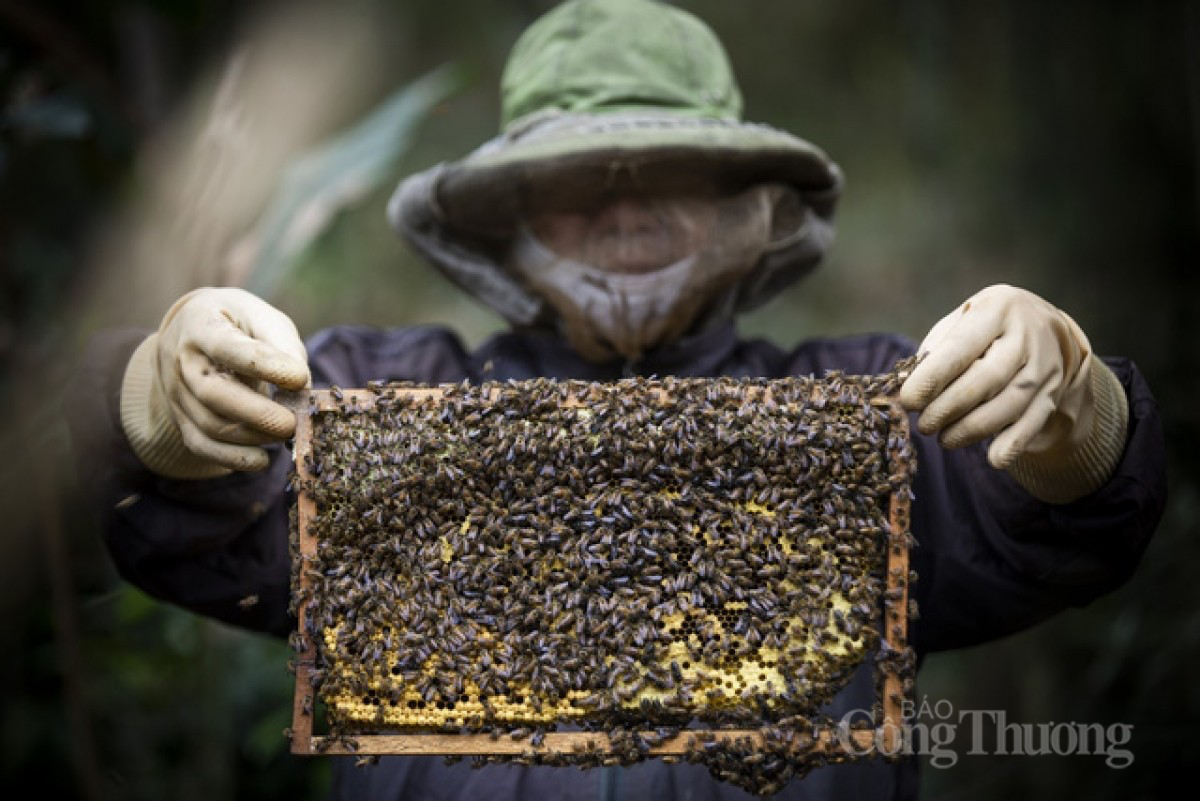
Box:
[288,362,918,797]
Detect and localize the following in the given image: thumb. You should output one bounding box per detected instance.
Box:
[194,288,311,389]
[898,305,965,411]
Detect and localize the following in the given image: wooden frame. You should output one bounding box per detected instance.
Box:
[285,385,912,758]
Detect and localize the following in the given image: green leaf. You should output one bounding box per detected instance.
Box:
[242,62,466,298]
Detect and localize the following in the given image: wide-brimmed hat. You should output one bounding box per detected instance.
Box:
[389,0,843,328]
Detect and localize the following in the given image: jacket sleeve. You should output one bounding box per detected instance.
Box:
[64,329,297,637]
[783,333,1167,656]
[908,355,1165,654]
[62,324,473,640]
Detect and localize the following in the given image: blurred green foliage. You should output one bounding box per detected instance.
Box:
[241,62,464,299]
[2,1,1196,799]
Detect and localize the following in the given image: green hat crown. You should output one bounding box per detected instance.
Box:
[500,0,744,129]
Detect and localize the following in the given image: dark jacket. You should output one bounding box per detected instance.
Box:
[65,320,1166,801]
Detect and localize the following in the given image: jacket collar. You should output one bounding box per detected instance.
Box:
[476,322,740,382]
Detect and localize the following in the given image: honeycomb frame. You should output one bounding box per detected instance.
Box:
[284,379,914,759]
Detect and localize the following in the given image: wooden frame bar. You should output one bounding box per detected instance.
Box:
[285,385,912,758]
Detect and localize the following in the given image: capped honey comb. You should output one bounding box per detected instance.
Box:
[285,369,918,796]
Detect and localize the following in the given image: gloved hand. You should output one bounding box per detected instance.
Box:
[898,284,1129,504]
[119,287,311,479]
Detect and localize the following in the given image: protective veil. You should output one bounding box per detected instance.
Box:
[506,184,802,362]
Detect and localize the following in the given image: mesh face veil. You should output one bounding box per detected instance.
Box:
[507,185,792,363]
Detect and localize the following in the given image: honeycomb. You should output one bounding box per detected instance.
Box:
[287,370,917,794]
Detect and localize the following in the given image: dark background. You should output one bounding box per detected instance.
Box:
[2,1,1196,799]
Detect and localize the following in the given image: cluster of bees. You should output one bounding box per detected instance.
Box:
[289,364,918,797]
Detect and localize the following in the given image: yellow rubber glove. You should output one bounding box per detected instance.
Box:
[120,287,311,479]
[899,284,1129,504]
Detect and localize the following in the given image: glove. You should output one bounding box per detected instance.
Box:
[119,287,311,479]
[898,284,1129,504]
